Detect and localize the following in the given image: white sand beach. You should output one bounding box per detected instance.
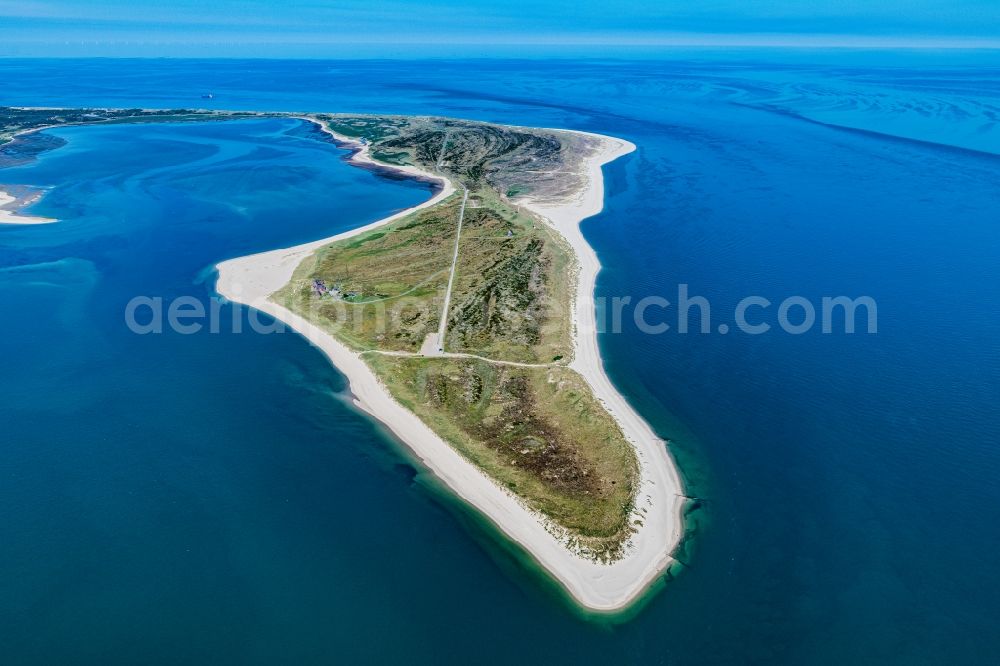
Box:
[216,120,684,611]
[0,189,56,225]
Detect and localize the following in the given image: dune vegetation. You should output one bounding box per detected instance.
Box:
[275,115,640,558]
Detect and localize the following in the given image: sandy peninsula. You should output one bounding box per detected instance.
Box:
[216,119,685,612]
[0,189,56,225]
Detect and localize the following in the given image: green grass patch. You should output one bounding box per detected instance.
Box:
[366,355,639,560]
[272,193,463,351]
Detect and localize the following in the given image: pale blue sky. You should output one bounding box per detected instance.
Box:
[3,0,998,56]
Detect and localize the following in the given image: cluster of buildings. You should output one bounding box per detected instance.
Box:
[311,278,358,301]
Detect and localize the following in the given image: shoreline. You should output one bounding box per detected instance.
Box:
[216,118,684,612]
[0,189,56,225]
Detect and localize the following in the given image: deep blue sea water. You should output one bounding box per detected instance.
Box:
[1,55,999,664]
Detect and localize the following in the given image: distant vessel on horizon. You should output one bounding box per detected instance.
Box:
[201,93,214,99]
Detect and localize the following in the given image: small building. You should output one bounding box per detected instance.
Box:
[311,278,329,296]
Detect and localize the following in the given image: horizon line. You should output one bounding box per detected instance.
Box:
[4,33,1000,56]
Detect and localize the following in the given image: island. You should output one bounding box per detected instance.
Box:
[1,107,687,611]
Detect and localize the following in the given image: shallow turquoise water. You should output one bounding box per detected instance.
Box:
[1,56,999,663]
